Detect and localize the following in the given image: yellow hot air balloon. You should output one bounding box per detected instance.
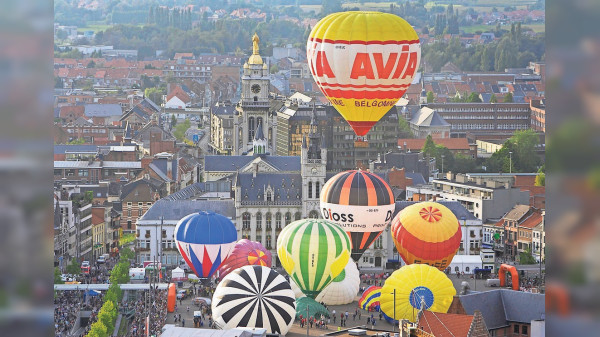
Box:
[307,11,420,136]
[379,264,456,323]
[391,202,462,271]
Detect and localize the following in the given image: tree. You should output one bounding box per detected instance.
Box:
[398,116,414,138]
[453,153,477,173]
[422,135,437,157]
[466,92,482,103]
[486,130,540,173]
[489,94,498,103]
[422,26,429,35]
[171,114,177,127]
[174,119,191,141]
[87,60,96,68]
[503,92,514,103]
[144,87,165,106]
[119,247,135,261]
[55,76,64,89]
[54,267,64,284]
[98,300,117,333]
[426,91,435,103]
[269,64,279,74]
[66,258,81,275]
[535,172,545,186]
[519,248,537,264]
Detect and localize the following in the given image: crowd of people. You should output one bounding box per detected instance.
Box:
[126,288,168,337]
[54,290,105,337]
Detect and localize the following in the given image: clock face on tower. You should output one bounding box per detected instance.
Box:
[251,84,261,94]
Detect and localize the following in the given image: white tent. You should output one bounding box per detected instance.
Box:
[449,255,483,274]
[172,267,185,280]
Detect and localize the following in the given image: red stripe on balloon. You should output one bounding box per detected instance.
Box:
[397,226,462,260]
[322,88,408,99]
[347,121,377,136]
[309,37,420,45]
[202,246,212,277]
[178,242,198,276]
[318,82,411,89]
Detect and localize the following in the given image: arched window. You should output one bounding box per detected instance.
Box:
[308,181,313,199]
[248,117,255,142]
[465,267,470,273]
[309,210,319,219]
[242,212,251,230]
[266,212,272,230]
[294,212,301,221]
[455,266,460,272]
[275,212,282,229]
[256,212,262,230]
[285,212,292,226]
[257,117,263,130]
[268,127,272,145]
[254,96,258,102]
[315,181,320,197]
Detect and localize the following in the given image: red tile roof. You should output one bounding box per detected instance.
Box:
[519,212,543,229]
[398,138,470,150]
[167,85,191,103]
[420,311,474,337]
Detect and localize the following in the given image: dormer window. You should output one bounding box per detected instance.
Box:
[266,191,272,201]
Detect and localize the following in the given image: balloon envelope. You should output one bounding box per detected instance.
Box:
[315,260,360,305]
[212,265,296,335]
[391,202,462,270]
[175,211,237,279]
[358,286,382,311]
[307,11,421,136]
[219,239,272,280]
[320,170,395,261]
[295,297,329,320]
[277,219,351,298]
[379,264,456,323]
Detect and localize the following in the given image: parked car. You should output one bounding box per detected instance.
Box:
[60,274,75,282]
[192,297,211,306]
[176,290,188,300]
[486,279,501,287]
[97,256,106,264]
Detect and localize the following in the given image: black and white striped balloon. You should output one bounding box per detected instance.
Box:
[212,265,296,334]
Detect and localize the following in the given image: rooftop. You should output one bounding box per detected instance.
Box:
[458,289,545,330]
[139,199,235,222]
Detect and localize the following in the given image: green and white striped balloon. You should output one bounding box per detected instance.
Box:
[277,219,351,298]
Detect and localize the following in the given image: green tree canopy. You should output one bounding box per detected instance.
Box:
[503,92,514,103]
[54,267,64,284]
[66,257,81,275]
[426,91,435,103]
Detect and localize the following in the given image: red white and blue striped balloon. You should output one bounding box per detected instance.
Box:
[175,211,237,279]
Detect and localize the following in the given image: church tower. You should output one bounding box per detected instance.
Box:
[252,120,267,155]
[301,103,327,218]
[419,69,428,107]
[234,33,274,155]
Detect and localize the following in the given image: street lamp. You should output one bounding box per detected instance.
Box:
[509,151,513,174]
[441,155,445,175]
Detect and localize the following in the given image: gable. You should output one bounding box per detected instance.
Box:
[240,157,279,173]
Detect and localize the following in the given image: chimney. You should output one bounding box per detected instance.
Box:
[446,171,454,181]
